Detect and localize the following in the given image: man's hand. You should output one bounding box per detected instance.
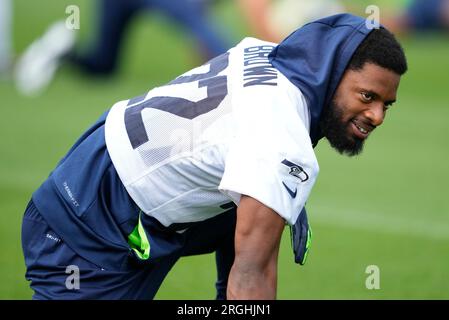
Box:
[227,195,285,300]
[291,207,312,265]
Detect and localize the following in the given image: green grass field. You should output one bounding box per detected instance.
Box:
[1,0,448,299]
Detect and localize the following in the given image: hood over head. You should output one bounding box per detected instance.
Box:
[268,14,375,146]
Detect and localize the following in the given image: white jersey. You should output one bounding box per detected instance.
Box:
[105,37,319,227]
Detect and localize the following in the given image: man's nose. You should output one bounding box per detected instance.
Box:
[365,103,385,127]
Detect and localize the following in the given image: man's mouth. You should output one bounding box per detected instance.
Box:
[350,119,374,139]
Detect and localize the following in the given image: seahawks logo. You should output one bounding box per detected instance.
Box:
[281,159,309,182]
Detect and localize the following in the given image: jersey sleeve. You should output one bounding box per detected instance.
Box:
[218,79,319,225]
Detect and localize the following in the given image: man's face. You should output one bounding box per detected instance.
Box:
[320,63,401,156]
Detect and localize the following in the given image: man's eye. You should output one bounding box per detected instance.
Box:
[361,92,373,101]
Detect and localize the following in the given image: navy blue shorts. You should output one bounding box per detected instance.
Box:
[22,200,235,300]
[22,111,236,300]
[21,200,180,299]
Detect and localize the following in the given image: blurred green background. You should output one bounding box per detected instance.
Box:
[1,0,448,299]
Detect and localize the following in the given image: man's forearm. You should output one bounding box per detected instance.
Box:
[228,195,284,300]
[227,257,278,299]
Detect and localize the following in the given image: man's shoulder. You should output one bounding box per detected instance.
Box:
[231,68,311,134]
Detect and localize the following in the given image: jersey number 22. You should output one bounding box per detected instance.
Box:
[124,52,230,149]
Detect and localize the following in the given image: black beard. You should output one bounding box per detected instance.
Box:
[319,100,365,157]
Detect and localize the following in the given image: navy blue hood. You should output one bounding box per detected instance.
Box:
[268,14,374,146]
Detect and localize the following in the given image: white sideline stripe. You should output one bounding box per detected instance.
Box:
[310,206,449,242]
